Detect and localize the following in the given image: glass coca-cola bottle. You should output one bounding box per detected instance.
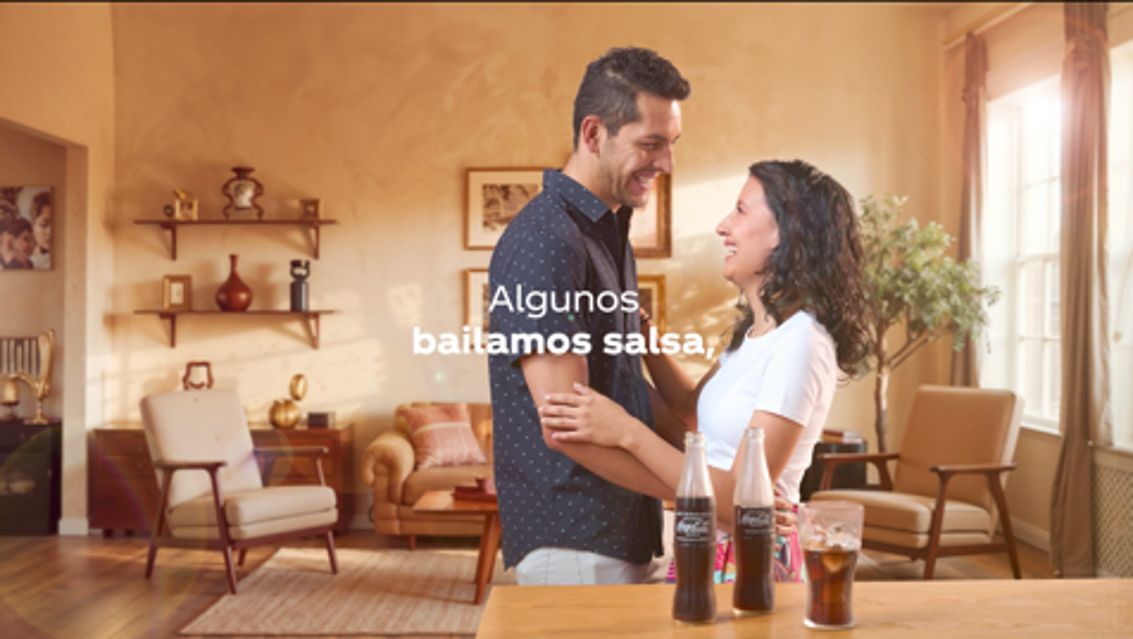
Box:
[732,427,776,615]
[673,431,717,624]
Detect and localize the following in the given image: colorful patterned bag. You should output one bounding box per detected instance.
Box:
[666,507,803,584]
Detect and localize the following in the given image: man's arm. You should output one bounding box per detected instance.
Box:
[520,352,674,500]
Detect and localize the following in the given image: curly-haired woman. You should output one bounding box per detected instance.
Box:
[28,191,52,269]
[541,160,871,582]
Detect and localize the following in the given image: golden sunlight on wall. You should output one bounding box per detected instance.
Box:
[109,3,948,522]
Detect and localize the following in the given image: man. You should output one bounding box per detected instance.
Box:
[488,47,690,586]
[0,218,32,270]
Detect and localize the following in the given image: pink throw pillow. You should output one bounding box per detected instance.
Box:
[402,404,487,470]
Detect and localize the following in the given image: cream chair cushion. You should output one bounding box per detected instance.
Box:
[169,484,337,528]
[810,489,992,549]
[811,490,991,533]
[172,510,338,541]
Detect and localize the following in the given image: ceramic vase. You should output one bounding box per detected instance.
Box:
[216,254,252,312]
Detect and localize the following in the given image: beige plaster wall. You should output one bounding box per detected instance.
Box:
[108,3,948,524]
[0,124,66,420]
[0,3,116,533]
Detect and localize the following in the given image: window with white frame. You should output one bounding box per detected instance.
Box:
[1107,40,1133,449]
[984,41,1133,446]
[984,77,1062,431]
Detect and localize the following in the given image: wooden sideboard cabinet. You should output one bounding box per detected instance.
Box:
[89,422,354,535]
[0,421,62,535]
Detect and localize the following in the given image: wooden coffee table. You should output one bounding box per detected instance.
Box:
[477,579,1133,637]
[412,489,501,604]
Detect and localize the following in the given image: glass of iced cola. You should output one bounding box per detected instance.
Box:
[798,500,864,630]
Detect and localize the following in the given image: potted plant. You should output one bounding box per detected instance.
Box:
[859,194,1000,452]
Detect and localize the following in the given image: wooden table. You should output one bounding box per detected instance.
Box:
[476,579,1133,637]
[412,489,501,605]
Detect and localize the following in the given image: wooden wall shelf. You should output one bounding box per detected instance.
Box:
[134,310,337,349]
[133,219,338,260]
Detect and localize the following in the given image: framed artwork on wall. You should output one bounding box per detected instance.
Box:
[163,275,192,311]
[637,274,667,334]
[0,186,53,270]
[464,268,490,329]
[630,173,671,258]
[466,168,545,249]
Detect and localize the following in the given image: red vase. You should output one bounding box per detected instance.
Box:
[216,254,252,312]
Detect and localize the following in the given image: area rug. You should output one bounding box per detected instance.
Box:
[180,548,516,636]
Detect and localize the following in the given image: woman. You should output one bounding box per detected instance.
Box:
[29,192,51,269]
[541,160,871,581]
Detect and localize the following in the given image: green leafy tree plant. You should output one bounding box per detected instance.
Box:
[859,194,1000,452]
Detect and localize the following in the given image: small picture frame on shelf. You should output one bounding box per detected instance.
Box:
[163,275,192,311]
[173,189,198,221]
[299,198,322,220]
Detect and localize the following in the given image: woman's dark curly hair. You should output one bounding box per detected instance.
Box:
[724,160,871,378]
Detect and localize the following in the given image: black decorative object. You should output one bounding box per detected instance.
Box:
[307,411,335,429]
[290,259,310,312]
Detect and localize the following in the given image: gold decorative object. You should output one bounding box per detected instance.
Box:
[269,373,307,429]
[173,189,198,221]
[289,374,307,401]
[12,330,54,424]
[1,376,19,421]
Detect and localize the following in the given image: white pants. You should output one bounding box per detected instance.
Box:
[515,547,651,586]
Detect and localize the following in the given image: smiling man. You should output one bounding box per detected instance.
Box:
[488,47,690,586]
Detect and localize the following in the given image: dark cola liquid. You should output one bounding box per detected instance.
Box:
[673,496,716,624]
[804,547,858,629]
[733,505,775,615]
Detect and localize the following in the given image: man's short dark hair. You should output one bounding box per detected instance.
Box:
[572,47,690,148]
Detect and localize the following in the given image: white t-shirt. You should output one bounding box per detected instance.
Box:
[697,311,837,504]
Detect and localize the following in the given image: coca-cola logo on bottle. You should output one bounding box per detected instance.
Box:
[739,508,773,530]
[676,514,712,541]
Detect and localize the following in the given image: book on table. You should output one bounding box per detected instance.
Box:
[453,483,497,503]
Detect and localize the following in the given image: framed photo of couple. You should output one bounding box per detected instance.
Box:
[463,168,672,258]
[0,186,53,271]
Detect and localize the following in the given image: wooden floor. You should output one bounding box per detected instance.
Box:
[0,532,1054,639]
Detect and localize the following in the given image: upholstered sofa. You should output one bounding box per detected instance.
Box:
[361,402,492,549]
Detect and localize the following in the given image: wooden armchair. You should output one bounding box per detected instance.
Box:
[140,389,339,593]
[810,386,1024,579]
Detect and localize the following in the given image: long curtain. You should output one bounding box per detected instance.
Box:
[950,33,988,387]
[1050,1,1112,578]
